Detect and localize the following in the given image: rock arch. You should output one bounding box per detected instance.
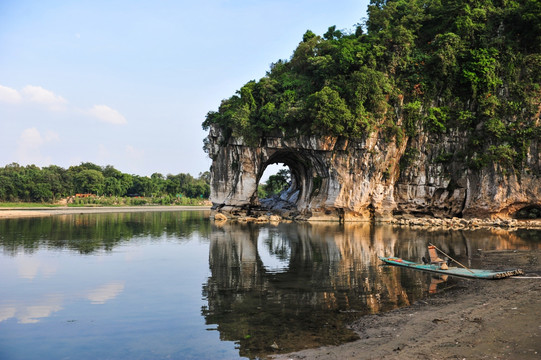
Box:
[256,149,330,211]
[205,124,541,221]
[205,125,402,221]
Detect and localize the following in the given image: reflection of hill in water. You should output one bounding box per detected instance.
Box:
[0,211,211,255]
[203,222,541,359]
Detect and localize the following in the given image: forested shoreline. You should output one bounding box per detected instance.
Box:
[0,162,291,205]
[0,162,211,204]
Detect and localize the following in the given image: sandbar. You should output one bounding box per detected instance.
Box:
[0,206,211,219]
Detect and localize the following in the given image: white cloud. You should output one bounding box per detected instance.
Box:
[0,306,16,323]
[1,85,127,128]
[18,304,63,324]
[19,127,44,150]
[88,104,127,125]
[21,85,68,111]
[16,128,60,165]
[86,281,125,304]
[0,84,22,103]
[17,296,64,324]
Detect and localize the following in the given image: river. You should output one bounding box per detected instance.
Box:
[0,210,539,359]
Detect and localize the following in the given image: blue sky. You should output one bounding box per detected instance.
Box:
[0,0,368,177]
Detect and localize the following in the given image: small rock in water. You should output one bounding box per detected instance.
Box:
[214,213,227,221]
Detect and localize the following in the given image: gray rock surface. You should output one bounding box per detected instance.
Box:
[205,125,540,221]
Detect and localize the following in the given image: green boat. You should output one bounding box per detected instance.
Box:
[379,256,524,279]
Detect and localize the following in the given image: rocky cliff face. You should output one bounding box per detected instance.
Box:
[205,124,540,221]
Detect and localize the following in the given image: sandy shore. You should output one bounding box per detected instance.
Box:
[273,249,541,360]
[0,206,211,218]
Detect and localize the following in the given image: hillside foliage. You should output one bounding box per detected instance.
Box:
[203,0,540,169]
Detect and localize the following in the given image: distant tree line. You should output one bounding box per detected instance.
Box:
[0,162,210,203]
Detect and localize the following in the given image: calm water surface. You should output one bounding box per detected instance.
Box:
[0,211,539,359]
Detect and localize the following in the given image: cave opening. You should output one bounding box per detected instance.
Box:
[514,205,541,219]
[257,162,297,211]
[256,151,308,212]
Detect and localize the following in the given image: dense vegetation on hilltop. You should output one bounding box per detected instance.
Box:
[203,0,540,170]
[0,162,210,203]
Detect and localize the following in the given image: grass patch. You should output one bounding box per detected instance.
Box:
[68,196,209,207]
[0,202,60,208]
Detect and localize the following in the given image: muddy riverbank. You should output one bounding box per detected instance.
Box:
[272,249,541,360]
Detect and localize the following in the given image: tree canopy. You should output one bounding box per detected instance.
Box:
[0,162,210,203]
[203,0,541,170]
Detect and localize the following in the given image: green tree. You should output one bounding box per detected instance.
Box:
[306,86,354,136]
[74,170,105,195]
[150,173,165,196]
[462,48,501,96]
[0,175,16,201]
[263,169,291,197]
[104,177,123,196]
[31,183,53,202]
[42,165,71,200]
[128,176,152,197]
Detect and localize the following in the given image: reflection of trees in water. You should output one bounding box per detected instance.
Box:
[0,211,211,255]
[203,222,540,359]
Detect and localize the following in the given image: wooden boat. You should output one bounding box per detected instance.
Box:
[379,256,524,279]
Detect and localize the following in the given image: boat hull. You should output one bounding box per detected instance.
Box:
[379,257,523,279]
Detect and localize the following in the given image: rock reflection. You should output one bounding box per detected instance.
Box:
[428,275,449,294]
[202,222,541,359]
[203,223,418,358]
